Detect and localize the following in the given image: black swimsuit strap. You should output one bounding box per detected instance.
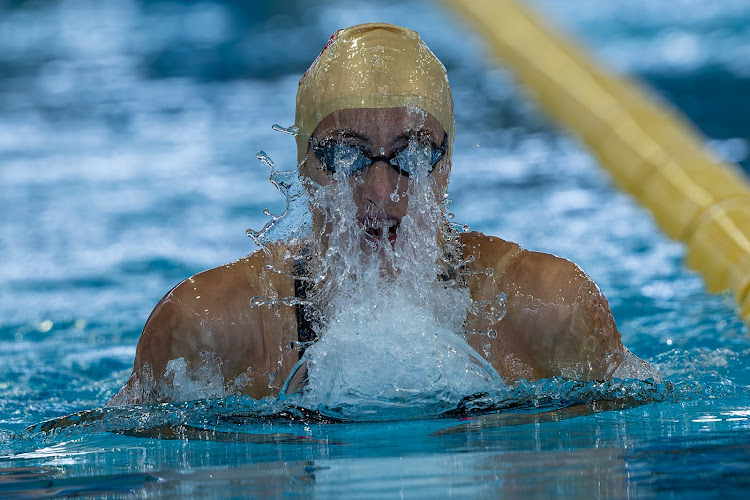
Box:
[293,262,318,360]
[439,220,467,285]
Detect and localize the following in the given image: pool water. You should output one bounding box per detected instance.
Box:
[2,0,750,497]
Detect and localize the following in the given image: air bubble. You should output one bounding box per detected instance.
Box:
[390,193,400,202]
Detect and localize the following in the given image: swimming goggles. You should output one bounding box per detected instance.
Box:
[309,134,448,177]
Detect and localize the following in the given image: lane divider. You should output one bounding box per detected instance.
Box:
[445,0,750,323]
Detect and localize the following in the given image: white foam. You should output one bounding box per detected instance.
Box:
[611,348,663,382]
[164,356,229,401]
[295,287,505,419]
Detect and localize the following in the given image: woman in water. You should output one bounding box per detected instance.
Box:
[109,23,657,406]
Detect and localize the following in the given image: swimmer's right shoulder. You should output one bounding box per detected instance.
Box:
[135,246,295,376]
[164,246,292,309]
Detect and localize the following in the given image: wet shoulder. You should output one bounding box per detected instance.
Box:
[508,248,590,301]
[460,231,523,279]
[164,246,294,311]
[460,231,589,302]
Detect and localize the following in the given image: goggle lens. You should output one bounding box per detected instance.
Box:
[310,135,447,177]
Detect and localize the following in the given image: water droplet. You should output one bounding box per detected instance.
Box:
[280,297,299,307]
[272,124,299,136]
[584,336,598,353]
[447,212,455,219]
[461,224,470,232]
[487,329,498,339]
[256,151,275,169]
[250,296,266,307]
[485,267,494,277]
[390,193,400,202]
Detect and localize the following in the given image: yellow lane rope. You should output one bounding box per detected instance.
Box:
[445,0,750,322]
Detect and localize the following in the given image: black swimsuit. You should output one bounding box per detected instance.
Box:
[293,272,318,360]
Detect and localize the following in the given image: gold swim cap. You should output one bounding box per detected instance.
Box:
[295,23,454,164]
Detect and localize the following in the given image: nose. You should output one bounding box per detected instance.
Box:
[362,161,398,210]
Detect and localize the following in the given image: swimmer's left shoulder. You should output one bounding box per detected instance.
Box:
[460,231,523,272]
[460,231,520,259]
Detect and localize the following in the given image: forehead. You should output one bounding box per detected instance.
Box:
[312,107,445,142]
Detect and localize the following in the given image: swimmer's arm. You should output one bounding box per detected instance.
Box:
[107,294,194,406]
[503,251,625,381]
[108,261,268,406]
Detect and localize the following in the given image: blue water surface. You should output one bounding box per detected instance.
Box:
[2,0,750,497]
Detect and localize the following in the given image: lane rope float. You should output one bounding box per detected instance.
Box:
[445,0,750,323]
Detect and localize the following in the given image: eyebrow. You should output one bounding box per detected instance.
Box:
[318,128,441,146]
[394,129,440,145]
[322,129,367,141]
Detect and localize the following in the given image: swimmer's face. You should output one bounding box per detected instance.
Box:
[302,107,449,250]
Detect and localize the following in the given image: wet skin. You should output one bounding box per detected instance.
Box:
[301,107,450,256]
[109,107,653,406]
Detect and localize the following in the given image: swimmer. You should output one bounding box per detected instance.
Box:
[109,23,657,406]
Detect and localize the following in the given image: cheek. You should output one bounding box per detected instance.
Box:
[301,161,331,187]
[350,179,368,205]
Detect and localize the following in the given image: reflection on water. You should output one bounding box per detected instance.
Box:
[3,400,750,498]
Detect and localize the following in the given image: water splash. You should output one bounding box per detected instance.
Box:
[246,150,311,249]
[13,375,716,452]
[271,123,299,136]
[243,110,509,418]
[285,286,503,420]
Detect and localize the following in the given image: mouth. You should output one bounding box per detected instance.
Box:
[360,217,399,246]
